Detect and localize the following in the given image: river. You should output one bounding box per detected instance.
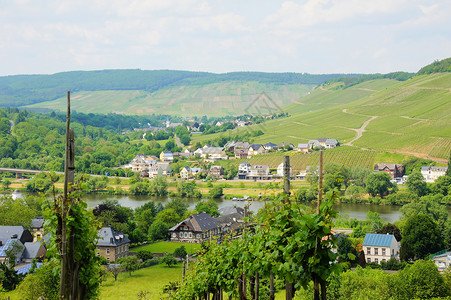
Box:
[79,193,405,223]
[12,191,451,223]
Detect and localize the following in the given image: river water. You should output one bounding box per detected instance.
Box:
[79,193,405,223]
[12,191,451,223]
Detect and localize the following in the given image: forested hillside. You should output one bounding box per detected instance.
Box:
[0,70,350,108]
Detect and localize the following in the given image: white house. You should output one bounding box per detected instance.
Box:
[362,233,400,264]
[277,161,292,177]
[432,251,451,272]
[421,166,448,183]
[238,162,251,179]
[180,166,191,179]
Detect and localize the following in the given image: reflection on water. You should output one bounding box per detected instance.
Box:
[81,194,404,222]
[9,191,451,223]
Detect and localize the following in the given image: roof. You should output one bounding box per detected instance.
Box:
[326,139,338,144]
[169,213,219,232]
[0,239,24,258]
[218,206,244,216]
[97,227,130,247]
[250,165,269,171]
[31,217,44,229]
[249,144,263,151]
[264,142,277,147]
[16,262,43,275]
[374,163,403,170]
[215,213,244,225]
[202,147,224,154]
[239,161,251,167]
[317,138,328,143]
[297,143,309,148]
[421,166,448,172]
[279,142,294,147]
[0,226,31,245]
[22,241,44,259]
[363,233,396,247]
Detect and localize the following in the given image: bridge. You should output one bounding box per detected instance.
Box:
[0,168,63,179]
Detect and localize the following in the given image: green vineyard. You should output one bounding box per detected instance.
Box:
[223,147,378,172]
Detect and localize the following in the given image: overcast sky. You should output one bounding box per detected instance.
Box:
[1,0,450,76]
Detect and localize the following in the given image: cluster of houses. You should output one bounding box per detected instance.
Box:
[126,138,339,179]
[374,163,448,183]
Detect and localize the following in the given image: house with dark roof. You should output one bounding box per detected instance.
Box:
[210,165,224,178]
[0,226,33,246]
[362,233,400,264]
[373,163,405,180]
[0,238,45,266]
[248,144,266,157]
[264,142,278,151]
[169,212,245,243]
[96,227,130,262]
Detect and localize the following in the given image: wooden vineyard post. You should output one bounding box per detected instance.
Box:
[60,91,76,299]
[314,150,324,300]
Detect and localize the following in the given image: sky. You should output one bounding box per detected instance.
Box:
[1,0,450,76]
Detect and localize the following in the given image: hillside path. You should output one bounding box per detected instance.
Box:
[174,135,183,148]
[342,109,378,146]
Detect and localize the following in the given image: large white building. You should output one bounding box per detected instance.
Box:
[421,166,448,183]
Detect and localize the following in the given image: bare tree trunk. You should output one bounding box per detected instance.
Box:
[313,277,320,300]
[285,281,294,300]
[255,272,259,300]
[249,276,255,300]
[320,280,327,300]
[269,272,275,300]
[182,260,186,283]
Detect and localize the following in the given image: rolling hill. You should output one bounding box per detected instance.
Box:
[25,82,314,117]
[0,70,350,116]
[192,71,451,161]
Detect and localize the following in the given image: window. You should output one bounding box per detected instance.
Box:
[172,233,176,238]
[375,258,378,264]
[374,248,378,255]
[106,248,110,255]
[367,258,371,263]
[382,248,386,256]
[392,249,394,256]
[367,248,371,255]
[382,259,386,262]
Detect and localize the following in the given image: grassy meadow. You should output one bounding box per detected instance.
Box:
[131,241,201,254]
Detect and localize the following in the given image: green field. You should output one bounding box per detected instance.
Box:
[99,263,286,300]
[26,82,314,117]
[131,241,201,254]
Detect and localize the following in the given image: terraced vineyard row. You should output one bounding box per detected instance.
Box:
[242,147,377,171]
[429,137,451,159]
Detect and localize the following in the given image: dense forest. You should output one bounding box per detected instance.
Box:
[0,70,353,107]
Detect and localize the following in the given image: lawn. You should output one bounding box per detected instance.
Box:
[99,263,183,300]
[100,263,286,300]
[131,241,201,254]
